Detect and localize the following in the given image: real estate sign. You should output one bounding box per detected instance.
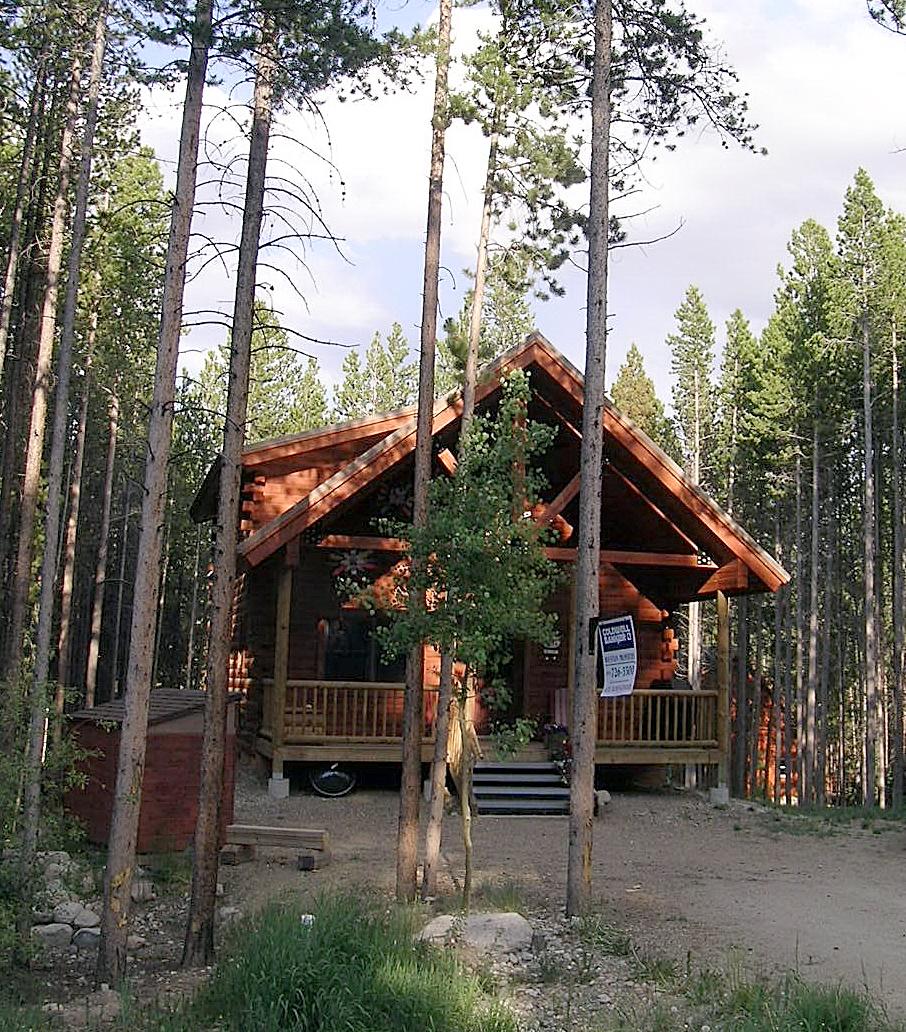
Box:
[596,615,637,698]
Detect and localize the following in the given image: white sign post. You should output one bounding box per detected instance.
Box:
[596,615,637,698]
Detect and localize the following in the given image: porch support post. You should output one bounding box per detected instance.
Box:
[711,588,731,804]
[269,543,296,799]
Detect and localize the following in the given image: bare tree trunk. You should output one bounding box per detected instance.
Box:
[749,601,763,797]
[892,323,904,809]
[109,479,131,700]
[817,471,833,808]
[3,45,83,685]
[461,121,500,428]
[184,524,202,689]
[805,427,820,805]
[84,391,119,708]
[734,597,748,797]
[53,358,92,735]
[772,532,785,807]
[183,26,275,967]
[421,652,454,900]
[863,306,879,807]
[458,673,474,914]
[13,40,89,947]
[566,0,611,918]
[96,0,212,984]
[783,584,794,806]
[397,0,452,903]
[794,449,805,804]
[0,55,46,371]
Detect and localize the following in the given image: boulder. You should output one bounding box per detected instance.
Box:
[53,901,84,925]
[32,922,73,949]
[131,877,157,903]
[72,927,100,952]
[418,912,533,955]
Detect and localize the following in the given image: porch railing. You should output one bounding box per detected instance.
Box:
[596,689,718,747]
[259,681,716,749]
[260,679,438,744]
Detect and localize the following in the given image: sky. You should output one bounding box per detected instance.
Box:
[138,0,906,403]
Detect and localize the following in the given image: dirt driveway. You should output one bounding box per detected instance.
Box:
[232,773,906,1016]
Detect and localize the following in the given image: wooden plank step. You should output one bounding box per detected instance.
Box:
[473,761,558,773]
[473,771,563,784]
[477,799,570,815]
[473,785,570,798]
[225,824,329,851]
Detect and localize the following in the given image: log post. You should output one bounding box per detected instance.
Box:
[269,543,295,799]
[712,589,731,804]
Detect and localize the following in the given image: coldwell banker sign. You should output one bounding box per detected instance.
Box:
[596,615,637,698]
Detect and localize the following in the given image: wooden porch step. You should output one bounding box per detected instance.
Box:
[473,771,563,784]
[475,784,570,798]
[472,760,569,817]
[477,798,570,815]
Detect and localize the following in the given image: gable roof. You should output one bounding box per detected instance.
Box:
[228,332,788,596]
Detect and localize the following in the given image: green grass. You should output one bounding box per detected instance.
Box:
[761,805,906,838]
[577,914,632,956]
[471,876,530,916]
[710,971,895,1032]
[133,891,517,1032]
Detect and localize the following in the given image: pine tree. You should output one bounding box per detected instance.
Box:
[610,343,679,460]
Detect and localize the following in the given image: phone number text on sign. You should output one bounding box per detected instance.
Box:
[596,615,637,698]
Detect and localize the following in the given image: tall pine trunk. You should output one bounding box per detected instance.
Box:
[421,652,454,899]
[862,305,880,807]
[566,0,611,918]
[13,38,89,947]
[397,0,452,902]
[3,45,83,685]
[109,479,132,699]
[54,357,92,732]
[84,390,119,708]
[96,0,213,984]
[0,55,46,371]
[892,323,904,808]
[805,427,820,804]
[734,598,748,797]
[183,26,275,967]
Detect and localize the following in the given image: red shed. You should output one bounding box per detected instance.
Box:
[66,689,238,854]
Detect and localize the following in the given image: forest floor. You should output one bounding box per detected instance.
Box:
[228,766,906,1020]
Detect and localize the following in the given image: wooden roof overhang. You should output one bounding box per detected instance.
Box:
[205,332,787,608]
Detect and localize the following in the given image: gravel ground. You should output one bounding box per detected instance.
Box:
[229,762,906,1022]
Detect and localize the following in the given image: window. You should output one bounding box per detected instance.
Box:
[322,611,406,682]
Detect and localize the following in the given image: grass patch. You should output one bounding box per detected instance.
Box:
[134,891,517,1032]
[143,852,193,893]
[577,914,632,956]
[630,950,678,989]
[471,876,530,916]
[762,805,906,839]
[708,971,895,1032]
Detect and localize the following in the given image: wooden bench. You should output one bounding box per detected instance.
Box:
[221,824,330,867]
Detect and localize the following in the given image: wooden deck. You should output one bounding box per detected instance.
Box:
[255,680,720,767]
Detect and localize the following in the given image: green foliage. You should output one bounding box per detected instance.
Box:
[334,323,416,419]
[138,892,517,1031]
[438,256,536,396]
[377,371,561,681]
[194,301,330,443]
[610,343,681,462]
[490,717,538,760]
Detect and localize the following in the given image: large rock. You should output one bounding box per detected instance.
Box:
[131,877,157,903]
[418,912,533,955]
[72,927,100,952]
[53,901,99,927]
[32,922,73,949]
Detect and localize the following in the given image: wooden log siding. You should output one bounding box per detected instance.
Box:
[596,689,718,747]
[260,679,440,743]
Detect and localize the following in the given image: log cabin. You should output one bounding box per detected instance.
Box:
[192,332,789,799]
